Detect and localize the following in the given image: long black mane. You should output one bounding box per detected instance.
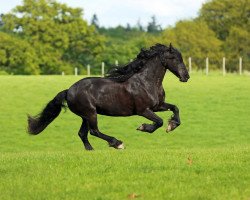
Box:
[106,43,169,82]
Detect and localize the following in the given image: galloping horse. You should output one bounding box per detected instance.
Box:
[27,43,190,150]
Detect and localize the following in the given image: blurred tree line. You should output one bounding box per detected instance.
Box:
[0,0,249,75]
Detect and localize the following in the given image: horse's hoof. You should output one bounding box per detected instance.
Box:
[109,140,125,149]
[166,124,172,133]
[117,143,125,149]
[166,120,179,133]
[136,125,144,131]
[84,143,94,150]
[84,145,94,151]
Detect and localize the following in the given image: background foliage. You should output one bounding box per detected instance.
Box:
[0,0,249,74]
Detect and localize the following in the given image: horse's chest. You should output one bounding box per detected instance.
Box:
[153,89,165,108]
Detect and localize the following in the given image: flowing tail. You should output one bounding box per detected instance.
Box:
[27,89,68,135]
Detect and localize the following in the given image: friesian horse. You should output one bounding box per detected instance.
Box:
[27,43,190,150]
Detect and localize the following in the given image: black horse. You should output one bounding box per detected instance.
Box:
[27,43,189,150]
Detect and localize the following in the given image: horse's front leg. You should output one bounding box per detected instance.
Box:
[157,102,181,132]
[137,108,163,133]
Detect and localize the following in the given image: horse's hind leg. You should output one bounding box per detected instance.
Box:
[87,111,124,149]
[78,118,94,150]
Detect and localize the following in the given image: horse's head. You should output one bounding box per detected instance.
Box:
[160,43,190,82]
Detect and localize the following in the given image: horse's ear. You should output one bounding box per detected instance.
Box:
[169,43,173,52]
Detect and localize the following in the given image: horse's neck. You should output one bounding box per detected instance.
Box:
[136,57,166,86]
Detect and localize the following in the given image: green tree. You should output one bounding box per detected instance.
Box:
[159,20,223,70]
[136,19,144,32]
[224,26,250,71]
[0,32,39,74]
[199,0,250,40]
[2,0,105,74]
[147,16,161,33]
[91,14,99,29]
[0,14,4,28]
[96,26,150,72]
[199,0,250,71]
[126,23,132,31]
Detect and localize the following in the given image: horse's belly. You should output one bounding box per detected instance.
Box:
[96,94,134,116]
[96,108,134,116]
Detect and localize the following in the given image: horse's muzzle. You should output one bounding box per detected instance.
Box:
[180,78,188,82]
[179,75,189,82]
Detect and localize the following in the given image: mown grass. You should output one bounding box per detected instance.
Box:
[0,73,250,200]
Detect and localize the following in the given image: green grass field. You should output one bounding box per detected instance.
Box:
[0,73,250,200]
